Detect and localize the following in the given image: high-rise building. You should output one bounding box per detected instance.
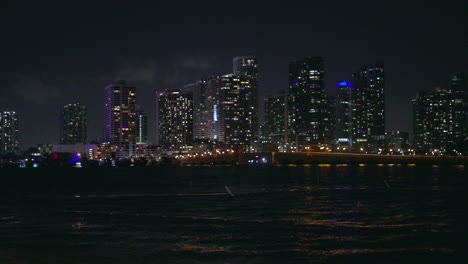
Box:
[60,103,87,144]
[334,81,353,148]
[233,55,259,143]
[412,73,467,154]
[192,74,257,149]
[0,111,19,154]
[351,62,385,152]
[158,89,193,151]
[264,90,289,150]
[136,110,148,145]
[218,73,255,145]
[192,77,222,141]
[104,80,137,148]
[448,73,466,143]
[288,56,327,150]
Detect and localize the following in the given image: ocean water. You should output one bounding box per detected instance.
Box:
[0,165,466,263]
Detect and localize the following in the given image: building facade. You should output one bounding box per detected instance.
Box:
[60,103,87,144]
[0,111,19,154]
[351,62,385,152]
[104,80,137,150]
[264,90,289,151]
[412,73,467,154]
[288,56,327,150]
[334,81,353,148]
[233,55,259,142]
[136,110,148,145]
[158,90,193,151]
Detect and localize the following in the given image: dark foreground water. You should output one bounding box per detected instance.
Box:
[0,165,467,263]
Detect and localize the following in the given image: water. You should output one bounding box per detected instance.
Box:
[0,165,466,263]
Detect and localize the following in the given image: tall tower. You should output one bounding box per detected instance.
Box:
[104,80,137,147]
[60,103,87,144]
[158,90,193,151]
[335,81,353,148]
[448,72,466,143]
[413,73,467,154]
[136,110,148,145]
[289,56,326,150]
[351,62,385,152]
[0,111,19,154]
[264,90,289,151]
[233,55,259,143]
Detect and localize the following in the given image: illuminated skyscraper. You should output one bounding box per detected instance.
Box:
[60,103,87,144]
[158,90,193,151]
[289,56,326,150]
[0,111,19,154]
[233,55,259,143]
[351,62,385,152]
[192,73,256,148]
[104,80,137,147]
[412,73,467,154]
[449,73,466,143]
[334,81,352,148]
[264,90,289,150]
[136,110,148,145]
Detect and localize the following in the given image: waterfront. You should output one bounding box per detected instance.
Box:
[0,165,466,263]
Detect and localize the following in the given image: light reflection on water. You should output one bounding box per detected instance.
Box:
[0,164,466,263]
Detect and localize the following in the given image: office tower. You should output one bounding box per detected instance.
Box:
[0,111,19,154]
[264,90,289,150]
[192,77,222,141]
[413,88,450,153]
[448,72,466,142]
[136,110,148,145]
[104,80,137,147]
[60,103,87,144]
[218,73,254,145]
[192,73,256,148]
[324,95,336,145]
[288,56,326,150]
[158,90,193,151]
[351,62,385,152]
[412,73,467,154]
[191,80,211,141]
[334,81,353,148]
[233,55,259,143]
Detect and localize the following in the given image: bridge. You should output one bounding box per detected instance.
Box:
[182,152,468,165]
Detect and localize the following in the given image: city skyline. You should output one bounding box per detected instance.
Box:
[1,1,466,149]
[1,55,467,151]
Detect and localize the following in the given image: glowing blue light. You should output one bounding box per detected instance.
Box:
[213,105,218,121]
[337,81,350,86]
[69,152,81,163]
[293,80,300,83]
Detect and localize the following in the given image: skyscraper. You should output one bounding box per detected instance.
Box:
[413,87,451,154]
[289,56,326,150]
[233,55,259,143]
[351,62,385,152]
[264,90,289,151]
[334,81,353,148]
[136,110,148,145]
[448,73,466,143]
[158,90,193,151]
[192,77,222,141]
[0,111,19,154]
[192,73,257,147]
[104,80,137,147]
[60,103,87,144]
[412,73,467,154]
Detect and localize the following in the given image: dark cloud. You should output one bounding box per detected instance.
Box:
[10,73,62,104]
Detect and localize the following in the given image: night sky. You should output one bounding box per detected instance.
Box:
[1,0,467,150]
